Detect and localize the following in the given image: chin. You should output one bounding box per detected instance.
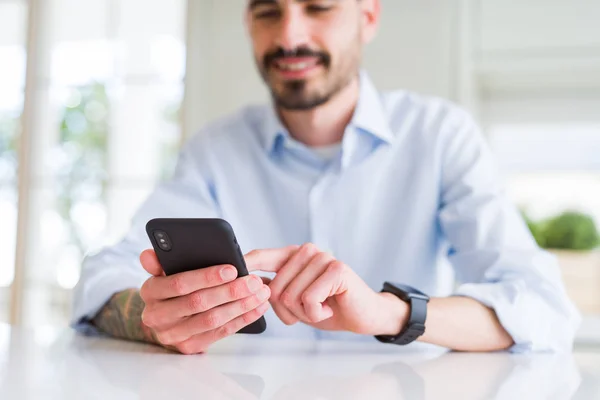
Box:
[274,93,331,111]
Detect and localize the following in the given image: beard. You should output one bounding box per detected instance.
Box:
[257,42,361,111]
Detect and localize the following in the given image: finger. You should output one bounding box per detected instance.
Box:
[281,252,336,323]
[141,264,238,301]
[268,244,321,323]
[140,249,164,277]
[269,243,319,306]
[302,261,348,322]
[270,302,300,326]
[268,243,320,299]
[146,275,264,328]
[157,285,271,345]
[244,245,299,273]
[176,301,271,355]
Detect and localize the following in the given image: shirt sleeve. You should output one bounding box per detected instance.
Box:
[71,139,219,332]
[436,109,581,353]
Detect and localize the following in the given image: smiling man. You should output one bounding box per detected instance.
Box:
[72,0,580,354]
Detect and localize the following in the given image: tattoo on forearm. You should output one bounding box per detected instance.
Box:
[92,289,158,344]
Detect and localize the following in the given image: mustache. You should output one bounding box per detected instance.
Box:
[263,46,330,69]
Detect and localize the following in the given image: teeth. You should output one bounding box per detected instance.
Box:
[277,62,316,71]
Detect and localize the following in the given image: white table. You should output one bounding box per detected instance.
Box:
[0,324,598,400]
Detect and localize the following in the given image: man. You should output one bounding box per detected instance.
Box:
[72,0,580,354]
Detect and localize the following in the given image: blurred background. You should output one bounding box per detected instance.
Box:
[0,0,599,345]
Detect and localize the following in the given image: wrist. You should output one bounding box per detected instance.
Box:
[140,320,159,344]
[375,292,411,336]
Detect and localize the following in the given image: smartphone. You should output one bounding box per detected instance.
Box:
[145,218,267,334]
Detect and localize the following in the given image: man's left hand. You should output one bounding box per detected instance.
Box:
[245,244,409,336]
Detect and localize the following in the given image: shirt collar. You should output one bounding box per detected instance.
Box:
[260,105,287,155]
[350,70,395,144]
[259,70,394,154]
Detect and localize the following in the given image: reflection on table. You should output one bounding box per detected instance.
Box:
[0,324,595,399]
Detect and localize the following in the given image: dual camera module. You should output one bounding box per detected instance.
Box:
[153,230,172,251]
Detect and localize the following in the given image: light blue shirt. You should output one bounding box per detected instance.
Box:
[72,72,580,352]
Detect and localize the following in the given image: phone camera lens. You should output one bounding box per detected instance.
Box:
[154,231,172,251]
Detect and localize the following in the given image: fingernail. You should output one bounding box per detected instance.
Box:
[247,277,261,292]
[257,286,270,301]
[221,267,237,281]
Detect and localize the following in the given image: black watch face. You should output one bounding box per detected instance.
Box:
[385,282,429,301]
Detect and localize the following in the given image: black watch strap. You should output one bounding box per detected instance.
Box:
[375,282,429,345]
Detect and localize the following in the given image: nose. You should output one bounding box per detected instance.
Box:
[275,8,309,50]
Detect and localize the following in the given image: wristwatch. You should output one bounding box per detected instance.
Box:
[374,282,429,345]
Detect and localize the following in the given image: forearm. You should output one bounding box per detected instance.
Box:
[380,293,514,351]
[420,296,514,351]
[92,289,158,344]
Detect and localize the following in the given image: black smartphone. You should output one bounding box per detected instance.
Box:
[145,218,266,334]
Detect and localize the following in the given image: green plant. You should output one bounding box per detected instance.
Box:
[525,211,600,251]
[543,211,600,251]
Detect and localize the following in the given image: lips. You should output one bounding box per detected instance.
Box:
[273,57,321,71]
[270,56,323,79]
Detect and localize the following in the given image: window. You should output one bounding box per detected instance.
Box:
[0,0,28,323]
[11,0,187,326]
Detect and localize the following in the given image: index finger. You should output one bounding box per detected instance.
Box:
[244,246,299,273]
[142,264,238,300]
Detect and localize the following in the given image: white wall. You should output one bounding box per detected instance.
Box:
[475,0,600,94]
[183,0,462,136]
[363,0,459,97]
[184,0,268,134]
[478,0,600,54]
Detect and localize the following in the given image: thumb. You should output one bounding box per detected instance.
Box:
[140,249,165,277]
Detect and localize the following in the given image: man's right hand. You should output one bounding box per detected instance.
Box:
[138,249,271,355]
